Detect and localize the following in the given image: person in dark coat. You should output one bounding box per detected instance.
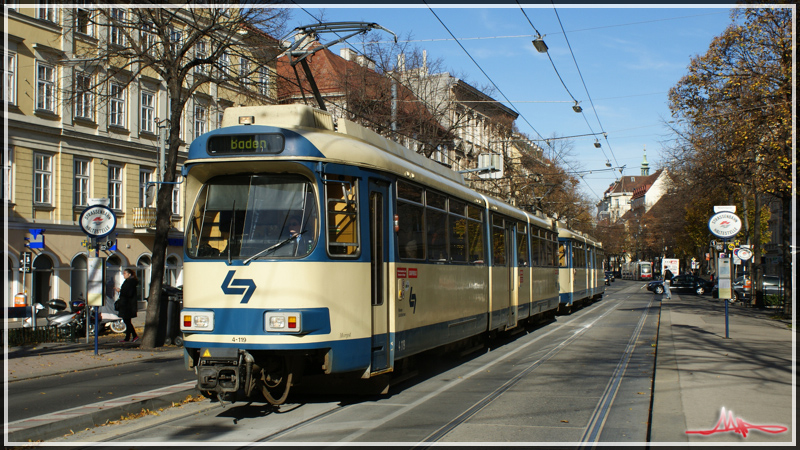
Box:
[115,268,139,342]
[663,268,674,300]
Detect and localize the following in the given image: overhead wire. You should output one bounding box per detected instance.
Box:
[549,2,621,174]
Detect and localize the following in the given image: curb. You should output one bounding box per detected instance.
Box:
[6,381,199,443]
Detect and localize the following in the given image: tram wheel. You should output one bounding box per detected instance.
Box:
[260,359,293,406]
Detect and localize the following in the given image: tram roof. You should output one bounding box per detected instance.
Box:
[188,105,555,228]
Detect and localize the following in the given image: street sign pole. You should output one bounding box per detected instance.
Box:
[709,207,741,340]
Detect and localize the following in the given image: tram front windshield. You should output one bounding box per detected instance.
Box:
[187,174,318,259]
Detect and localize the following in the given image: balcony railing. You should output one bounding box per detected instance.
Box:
[133,207,157,230]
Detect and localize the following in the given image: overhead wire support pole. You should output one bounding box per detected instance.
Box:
[280,22,397,112]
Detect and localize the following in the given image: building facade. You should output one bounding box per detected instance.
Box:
[4,5,277,308]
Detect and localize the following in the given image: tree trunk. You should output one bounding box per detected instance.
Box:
[781,194,791,316]
[752,192,764,309]
[140,102,183,349]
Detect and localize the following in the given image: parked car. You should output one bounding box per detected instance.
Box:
[713,275,784,302]
[605,271,615,282]
[647,274,714,296]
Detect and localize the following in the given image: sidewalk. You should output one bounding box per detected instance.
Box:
[650,292,794,443]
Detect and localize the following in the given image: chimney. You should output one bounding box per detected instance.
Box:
[340,48,356,61]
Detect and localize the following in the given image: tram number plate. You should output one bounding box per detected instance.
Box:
[231,337,247,343]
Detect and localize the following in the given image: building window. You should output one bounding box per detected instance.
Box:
[194,40,207,75]
[34,153,52,204]
[76,7,93,36]
[4,52,16,105]
[140,21,156,55]
[109,83,125,127]
[109,9,126,46]
[36,62,56,113]
[258,66,269,96]
[74,159,90,207]
[140,90,155,133]
[170,28,182,55]
[139,169,153,207]
[3,148,12,202]
[219,51,230,75]
[240,58,251,87]
[108,165,122,210]
[37,3,58,23]
[171,178,181,216]
[194,104,206,139]
[75,72,94,120]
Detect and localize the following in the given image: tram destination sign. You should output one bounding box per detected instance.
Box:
[207,134,285,155]
[708,211,742,239]
[79,205,117,238]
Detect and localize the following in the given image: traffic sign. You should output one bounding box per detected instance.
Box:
[79,205,117,238]
[708,212,742,239]
[734,247,753,261]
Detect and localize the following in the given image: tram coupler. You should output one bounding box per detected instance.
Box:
[196,347,243,394]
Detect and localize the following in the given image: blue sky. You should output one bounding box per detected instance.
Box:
[285,4,737,204]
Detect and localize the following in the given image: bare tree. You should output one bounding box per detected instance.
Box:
[70,3,290,348]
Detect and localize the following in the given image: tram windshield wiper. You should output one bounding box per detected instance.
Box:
[243,229,307,264]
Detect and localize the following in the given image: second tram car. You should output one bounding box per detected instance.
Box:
[557,227,605,313]
[179,105,603,404]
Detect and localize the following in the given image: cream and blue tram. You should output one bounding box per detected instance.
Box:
[179,105,563,404]
[557,227,604,312]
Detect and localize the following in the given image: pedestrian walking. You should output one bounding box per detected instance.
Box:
[663,269,673,300]
[115,268,139,342]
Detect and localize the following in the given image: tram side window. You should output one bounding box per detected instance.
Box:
[397,181,424,260]
[491,214,506,266]
[517,223,529,267]
[530,231,541,266]
[547,234,557,267]
[449,198,467,263]
[325,176,359,257]
[426,190,448,262]
[558,242,568,268]
[467,205,484,264]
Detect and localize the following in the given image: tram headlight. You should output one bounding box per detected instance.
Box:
[265,312,301,333]
[180,311,214,331]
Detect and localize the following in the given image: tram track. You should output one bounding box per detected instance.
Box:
[257,292,632,443]
[52,283,655,445]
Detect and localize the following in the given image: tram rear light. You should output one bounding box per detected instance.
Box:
[183,315,192,327]
[394,214,399,232]
[239,116,255,125]
[288,316,297,329]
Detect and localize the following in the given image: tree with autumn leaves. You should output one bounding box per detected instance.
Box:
[667,7,792,310]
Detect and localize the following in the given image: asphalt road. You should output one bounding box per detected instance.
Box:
[7,356,194,422]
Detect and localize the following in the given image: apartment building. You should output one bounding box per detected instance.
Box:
[4,5,277,307]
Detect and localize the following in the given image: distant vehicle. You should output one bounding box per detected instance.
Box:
[604,272,611,285]
[605,271,615,282]
[647,274,713,296]
[622,261,653,281]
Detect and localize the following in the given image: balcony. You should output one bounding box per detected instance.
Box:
[133,207,157,232]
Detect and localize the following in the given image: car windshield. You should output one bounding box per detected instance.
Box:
[187,174,318,259]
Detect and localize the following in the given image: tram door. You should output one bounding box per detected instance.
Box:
[369,180,391,374]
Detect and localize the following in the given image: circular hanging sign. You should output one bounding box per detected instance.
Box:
[734,247,753,261]
[79,205,117,238]
[708,212,742,239]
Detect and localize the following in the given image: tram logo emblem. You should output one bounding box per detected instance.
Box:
[221,270,256,303]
